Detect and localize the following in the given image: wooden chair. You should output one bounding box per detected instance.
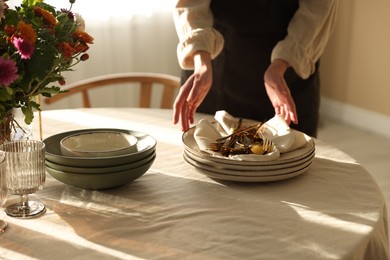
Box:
[43,72,181,109]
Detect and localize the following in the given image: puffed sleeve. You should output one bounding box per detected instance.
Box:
[173,0,224,70]
[271,0,338,79]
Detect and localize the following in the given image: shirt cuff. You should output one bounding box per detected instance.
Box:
[271,38,314,79]
[177,28,224,70]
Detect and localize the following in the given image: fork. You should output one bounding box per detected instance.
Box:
[259,132,274,153]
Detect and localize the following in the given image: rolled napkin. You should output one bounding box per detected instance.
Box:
[214,110,240,135]
[215,111,294,151]
[263,114,308,153]
[193,119,222,152]
[215,111,308,154]
[193,111,309,160]
[288,130,310,151]
[214,110,257,134]
[193,119,279,161]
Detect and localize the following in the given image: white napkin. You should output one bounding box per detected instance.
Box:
[193,119,222,152]
[214,110,239,135]
[263,114,308,153]
[193,118,279,161]
[214,111,294,151]
[193,111,308,160]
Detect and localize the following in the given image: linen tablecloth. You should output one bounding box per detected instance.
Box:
[0,108,388,260]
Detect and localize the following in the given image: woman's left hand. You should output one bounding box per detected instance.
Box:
[264,59,298,125]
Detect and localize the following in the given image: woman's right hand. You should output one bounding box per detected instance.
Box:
[264,59,298,125]
[173,51,213,131]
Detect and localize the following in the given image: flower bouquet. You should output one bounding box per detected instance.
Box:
[0,0,93,142]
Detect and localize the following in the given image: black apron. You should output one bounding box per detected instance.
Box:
[181,0,320,137]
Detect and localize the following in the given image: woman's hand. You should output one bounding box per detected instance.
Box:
[264,59,298,125]
[173,51,213,131]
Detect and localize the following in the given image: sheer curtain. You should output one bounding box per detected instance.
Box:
[8,0,181,109]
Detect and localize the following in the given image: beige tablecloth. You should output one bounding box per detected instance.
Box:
[0,108,388,260]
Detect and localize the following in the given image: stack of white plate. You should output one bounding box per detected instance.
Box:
[43,128,156,190]
[182,127,315,182]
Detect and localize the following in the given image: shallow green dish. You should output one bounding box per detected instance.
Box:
[43,128,156,168]
[45,151,156,174]
[46,154,156,190]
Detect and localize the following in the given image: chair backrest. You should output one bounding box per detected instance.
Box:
[43,72,181,109]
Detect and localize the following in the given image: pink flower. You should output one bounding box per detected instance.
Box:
[13,37,34,60]
[0,57,18,87]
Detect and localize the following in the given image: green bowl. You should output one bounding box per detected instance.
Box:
[45,151,155,174]
[46,154,156,190]
[43,128,156,168]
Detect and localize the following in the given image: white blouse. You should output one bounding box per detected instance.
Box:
[173,0,338,79]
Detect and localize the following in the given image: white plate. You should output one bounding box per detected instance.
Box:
[188,160,312,182]
[184,148,315,172]
[182,126,315,166]
[60,130,138,157]
[183,152,313,177]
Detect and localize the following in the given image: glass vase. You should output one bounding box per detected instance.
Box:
[0,152,7,231]
[0,110,13,144]
[0,109,33,144]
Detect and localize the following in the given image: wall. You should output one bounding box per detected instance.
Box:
[37,1,181,110]
[320,0,390,117]
[39,0,390,137]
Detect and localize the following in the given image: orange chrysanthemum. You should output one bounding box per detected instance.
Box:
[4,25,16,37]
[17,21,37,44]
[72,30,94,44]
[34,6,57,26]
[58,42,75,59]
[74,43,89,53]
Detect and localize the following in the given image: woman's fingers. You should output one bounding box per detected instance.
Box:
[264,60,298,125]
[173,75,195,125]
[173,73,209,131]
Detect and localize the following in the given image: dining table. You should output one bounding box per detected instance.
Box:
[0,107,388,260]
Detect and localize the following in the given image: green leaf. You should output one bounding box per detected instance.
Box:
[21,105,34,125]
[3,10,20,26]
[40,86,64,96]
[26,51,55,81]
[38,3,57,15]
[22,0,43,7]
[29,100,40,111]
[0,88,14,102]
[5,87,14,95]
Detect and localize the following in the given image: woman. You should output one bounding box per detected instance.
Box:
[172,0,338,137]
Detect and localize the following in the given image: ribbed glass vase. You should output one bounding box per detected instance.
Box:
[0,109,33,144]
